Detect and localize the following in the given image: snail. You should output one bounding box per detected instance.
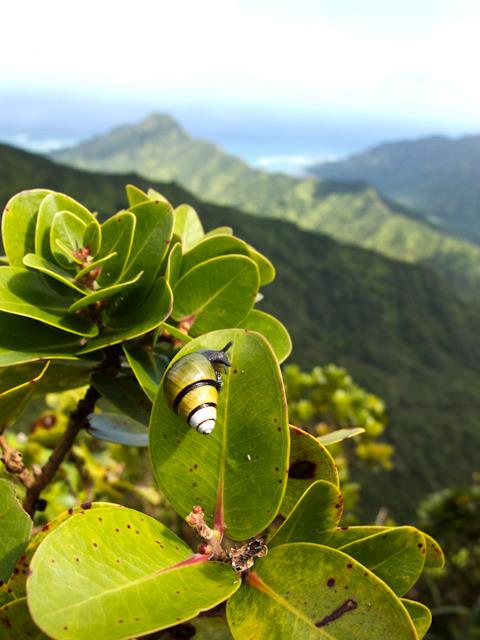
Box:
[164,342,232,434]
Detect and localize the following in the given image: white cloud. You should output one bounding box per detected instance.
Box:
[2,0,480,124]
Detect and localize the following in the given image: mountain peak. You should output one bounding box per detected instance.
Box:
[136,113,187,137]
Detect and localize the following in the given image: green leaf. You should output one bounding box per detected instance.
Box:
[6,504,105,598]
[423,532,445,569]
[2,189,51,266]
[204,226,233,238]
[118,200,174,303]
[339,527,426,596]
[97,211,136,287]
[280,426,339,517]
[28,504,241,640]
[125,184,148,207]
[158,322,193,344]
[239,310,291,363]
[68,271,144,312]
[0,479,32,582]
[317,428,366,446]
[35,192,96,263]
[23,254,86,294]
[327,526,386,548]
[0,267,98,337]
[150,329,289,540]
[50,211,89,268]
[172,255,259,337]
[227,543,418,640]
[91,372,151,423]
[268,481,343,548]
[402,599,432,639]
[174,204,204,250]
[0,598,48,640]
[0,313,85,366]
[165,241,183,286]
[147,188,170,203]
[246,245,275,286]
[180,235,249,277]
[88,413,148,447]
[123,342,168,402]
[84,220,102,257]
[0,362,49,427]
[77,277,172,353]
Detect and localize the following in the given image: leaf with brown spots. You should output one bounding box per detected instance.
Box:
[0,597,48,639]
[27,504,240,640]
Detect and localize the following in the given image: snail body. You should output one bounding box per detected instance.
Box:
[165,342,232,435]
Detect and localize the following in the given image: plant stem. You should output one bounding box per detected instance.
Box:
[22,384,101,517]
[22,346,122,518]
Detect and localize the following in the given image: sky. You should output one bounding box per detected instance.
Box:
[2,0,480,168]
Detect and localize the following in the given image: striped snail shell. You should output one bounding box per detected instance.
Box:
[164,342,232,435]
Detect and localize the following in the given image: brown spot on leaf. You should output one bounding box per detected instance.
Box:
[327,578,335,587]
[289,460,316,479]
[316,599,357,627]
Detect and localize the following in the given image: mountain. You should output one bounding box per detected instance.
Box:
[2,143,480,520]
[309,135,480,244]
[54,114,480,297]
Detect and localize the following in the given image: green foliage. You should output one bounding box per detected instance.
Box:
[284,363,393,517]
[2,142,480,520]
[0,184,441,639]
[309,135,480,244]
[53,113,480,297]
[0,479,31,581]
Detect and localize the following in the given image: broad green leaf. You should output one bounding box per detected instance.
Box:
[0,479,32,582]
[77,277,172,353]
[5,360,93,396]
[227,543,418,640]
[339,527,426,596]
[402,600,431,639]
[174,204,204,250]
[118,200,174,304]
[0,362,49,427]
[88,413,148,446]
[68,271,144,312]
[180,235,249,276]
[2,189,51,266]
[317,428,366,446]
[0,598,48,640]
[423,532,445,569]
[280,426,339,517]
[123,342,168,402]
[268,481,343,548]
[150,329,289,540]
[125,184,148,207]
[328,526,387,548]
[0,267,98,337]
[97,211,136,287]
[50,211,88,268]
[0,313,84,366]
[239,309,291,363]
[91,373,151,423]
[23,254,86,294]
[28,504,241,640]
[172,255,259,337]
[247,245,275,286]
[165,241,183,286]
[6,503,106,598]
[35,192,96,263]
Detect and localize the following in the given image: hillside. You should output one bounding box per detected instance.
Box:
[2,143,480,519]
[309,135,480,244]
[53,114,480,296]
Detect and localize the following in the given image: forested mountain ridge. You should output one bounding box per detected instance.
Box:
[53,114,480,296]
[309,134,480,243]
[2,142,480,519]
